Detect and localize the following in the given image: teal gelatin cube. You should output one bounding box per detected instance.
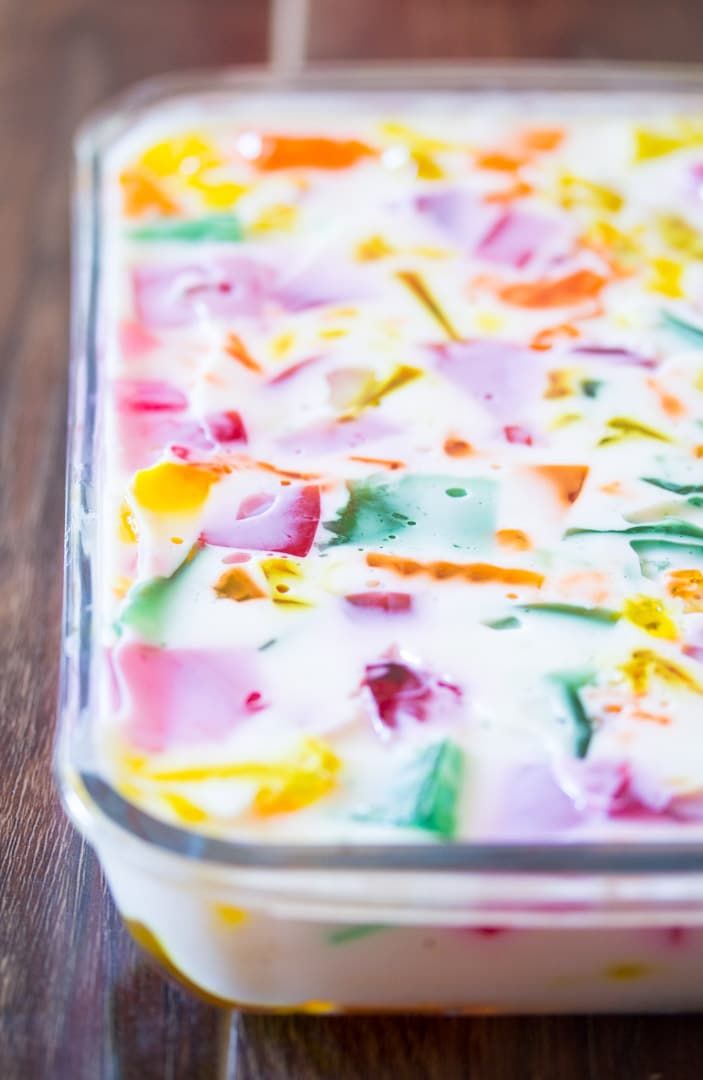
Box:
[129,214,244,243]
[549,670,595,759]
[661,307,703,346]
[325,473,496,551]
[631,538,703,579]
[356,739,464,839]
[117,545,201,644]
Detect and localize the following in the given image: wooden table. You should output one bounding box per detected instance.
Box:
[3,1,703,1076]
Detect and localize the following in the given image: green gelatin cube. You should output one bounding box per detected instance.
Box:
[357,739,464,839]
[567,519,703,542]
[661,308,703,346]
[325,474,496,550]
[328,924,387,946]
[549,670,595,759]
[631,538,703,579]
[641,477,703,496]
[118,546,200,643]
[622,521,703,540]
[130,214,244,243]
[580,379,603,399]
[483,615,521,630]
[518,602,620,624]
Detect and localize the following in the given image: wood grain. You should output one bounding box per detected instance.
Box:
[0,4,266,1078]
[3,1,703,1077]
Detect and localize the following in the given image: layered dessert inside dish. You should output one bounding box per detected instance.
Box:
[98,93,703,846]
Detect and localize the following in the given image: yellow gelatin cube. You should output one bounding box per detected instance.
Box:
[622,595,678,640]
[550,412,582,429]
[411,150,444,180]
[598,417,672,446]
[253,738,341,816]
[251,204,299,233]
[214,904,249,927]
[604,963,652,981]
[118,499,138,543]
[146,738,340,817]
[270,331,296,359]
[162,792,210,824]
[261,557,312,606]
[585,219,643,266]
[319,327,349,340]
[658,213,703,256]
[355,234,395,261]
[558,173,623,212]
[634,128,686,162]
[379,120,456,154]
[409,246,451,259]
[343,363,422,417]
[620,648,702,695]
[132,462,221,514]
[188,173,248,209]
[112,575,134,600]
[140,133,222,178]
[544,369,574,399]
[474,311,504,333]
[647,257,684,299]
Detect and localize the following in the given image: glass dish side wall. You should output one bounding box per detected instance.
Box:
[57,65,703,1011]
[94,829,703,1012]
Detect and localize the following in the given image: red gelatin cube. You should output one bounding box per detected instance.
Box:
[345,592,413,613]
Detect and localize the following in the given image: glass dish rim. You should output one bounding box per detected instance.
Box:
[58,59,703,880]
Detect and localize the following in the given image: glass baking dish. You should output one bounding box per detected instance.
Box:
[58,61,703,1014]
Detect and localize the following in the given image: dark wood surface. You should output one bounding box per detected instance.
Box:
[3,1,703,1076]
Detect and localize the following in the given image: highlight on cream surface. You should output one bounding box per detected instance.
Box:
[99,94,703,846]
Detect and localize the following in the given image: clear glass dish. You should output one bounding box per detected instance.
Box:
[58,61,703,1013]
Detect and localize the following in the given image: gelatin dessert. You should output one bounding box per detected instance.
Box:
[59,71,703,1011]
